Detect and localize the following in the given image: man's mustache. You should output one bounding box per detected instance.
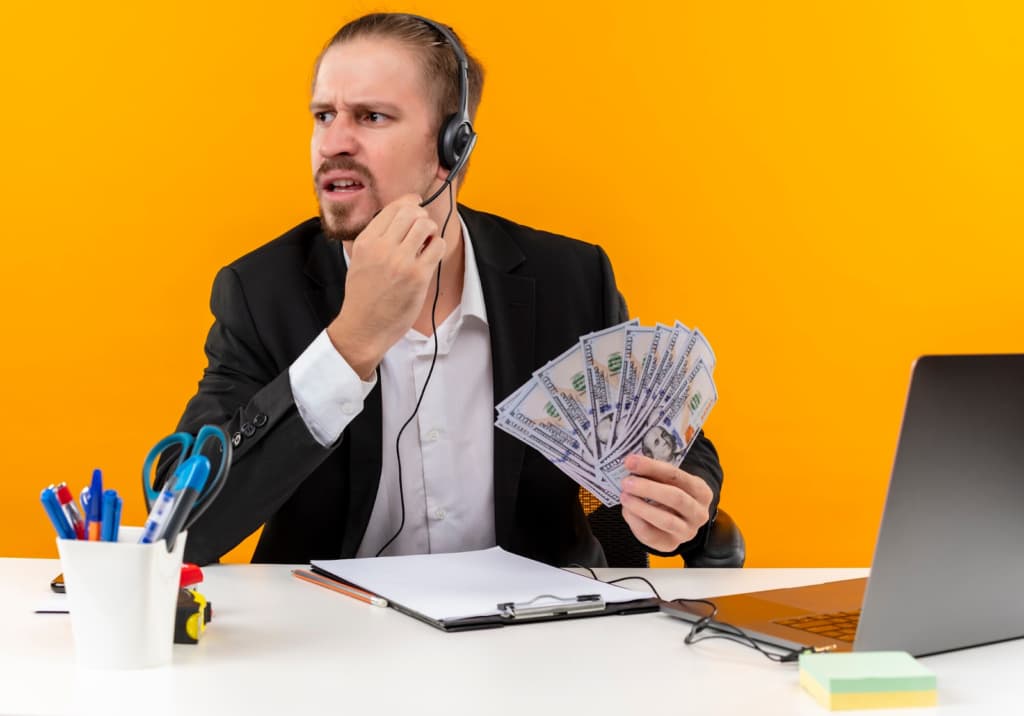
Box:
[315,158,374,188]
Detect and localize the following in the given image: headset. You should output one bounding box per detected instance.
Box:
[411,15,478,208]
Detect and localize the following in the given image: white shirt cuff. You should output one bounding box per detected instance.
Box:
[289,330,378,446]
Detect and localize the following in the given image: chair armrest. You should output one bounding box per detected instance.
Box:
[681,509,746,568]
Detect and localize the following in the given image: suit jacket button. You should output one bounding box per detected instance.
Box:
[253,412,268,428]
[241,422,256,437]
[232,432,243,447]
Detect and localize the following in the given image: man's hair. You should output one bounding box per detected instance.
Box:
[313,13,485,134]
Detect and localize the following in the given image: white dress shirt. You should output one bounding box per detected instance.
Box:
[288,216,496,557]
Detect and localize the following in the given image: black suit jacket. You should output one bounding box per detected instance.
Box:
[169,205,723,566]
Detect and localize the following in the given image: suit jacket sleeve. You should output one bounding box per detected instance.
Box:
[159,266,339,565]
[596,245,725,559]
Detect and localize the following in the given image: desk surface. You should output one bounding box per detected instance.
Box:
[1,559,1017,715]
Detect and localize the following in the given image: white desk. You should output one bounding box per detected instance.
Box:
[1,559,1017,715]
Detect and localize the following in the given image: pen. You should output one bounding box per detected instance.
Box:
[140,477,181,545]
[40,488,76,540]
[291,569,388,608]
[156,455,210,552]
[110,493,122,542]
[86,469,103,541]
[100,490,122,542]
[53,483,86,540]
[140,454,209,547]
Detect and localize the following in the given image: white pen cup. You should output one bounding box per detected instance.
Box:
[56,526,186,669]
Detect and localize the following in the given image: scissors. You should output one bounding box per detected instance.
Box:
[142,425,232,529]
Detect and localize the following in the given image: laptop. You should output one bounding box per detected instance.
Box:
[662,354,1024,657]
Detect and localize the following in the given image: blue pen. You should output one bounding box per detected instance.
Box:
[86,469,103,541]
[100,490,121,542]
[110,494,122,542]
[40,488,76,540]
[157,457,211,552]
[140,455,209,546]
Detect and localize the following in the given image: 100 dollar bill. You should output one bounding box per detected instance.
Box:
[598,361,717,491]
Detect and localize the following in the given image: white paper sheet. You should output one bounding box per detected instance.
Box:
[312,546,655,623]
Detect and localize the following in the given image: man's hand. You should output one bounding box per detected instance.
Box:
[619,454,713,553]
[327,194,445,378]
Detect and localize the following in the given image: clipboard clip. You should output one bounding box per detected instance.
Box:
[496,593,605,620]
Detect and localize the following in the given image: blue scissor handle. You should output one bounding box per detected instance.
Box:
[189,425,231,511]
[142,425,232,519]
[143,432,195,507]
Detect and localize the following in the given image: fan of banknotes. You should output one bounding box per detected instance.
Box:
[495,320,717,507]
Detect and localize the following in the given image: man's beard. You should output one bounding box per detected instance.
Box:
[314,157,377,243]
[319,202,369,243]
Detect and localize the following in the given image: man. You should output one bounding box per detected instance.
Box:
[169,12,723,567]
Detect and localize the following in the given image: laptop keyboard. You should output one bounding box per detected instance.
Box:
[773,609,861,643]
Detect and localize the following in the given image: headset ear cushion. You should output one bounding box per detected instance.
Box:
[438,114,472,170]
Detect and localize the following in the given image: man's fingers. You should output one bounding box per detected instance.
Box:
[357,194,428,247]
[620,499,693,552]
[367,193,420,228]
[417,234,447,266]
[624,454,713,506]
[621,476,708,527]
[618,455,714,553]
[622,491,688,534]
[381,204,434,249]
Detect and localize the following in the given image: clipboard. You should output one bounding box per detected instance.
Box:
[310,546,660,632]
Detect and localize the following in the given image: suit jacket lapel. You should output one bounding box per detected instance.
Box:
[302,234,384,557]
[462,207,536,549]
[303,235,346,328]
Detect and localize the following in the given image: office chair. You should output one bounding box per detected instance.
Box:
[580,488,746,568]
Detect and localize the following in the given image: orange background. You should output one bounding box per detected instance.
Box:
[2,1,1021,566]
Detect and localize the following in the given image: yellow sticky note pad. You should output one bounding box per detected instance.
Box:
[799,651,937,711]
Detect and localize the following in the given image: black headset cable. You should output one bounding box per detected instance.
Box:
[375,182,455,557]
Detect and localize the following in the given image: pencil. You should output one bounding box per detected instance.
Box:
[291,569,388,608]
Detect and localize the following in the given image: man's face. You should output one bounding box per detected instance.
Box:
[310,37,440,241]
[641,427,676,462]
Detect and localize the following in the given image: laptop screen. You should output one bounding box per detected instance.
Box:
[857,354,1024,655]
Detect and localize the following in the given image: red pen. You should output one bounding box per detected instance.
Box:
[53,483,86,540]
